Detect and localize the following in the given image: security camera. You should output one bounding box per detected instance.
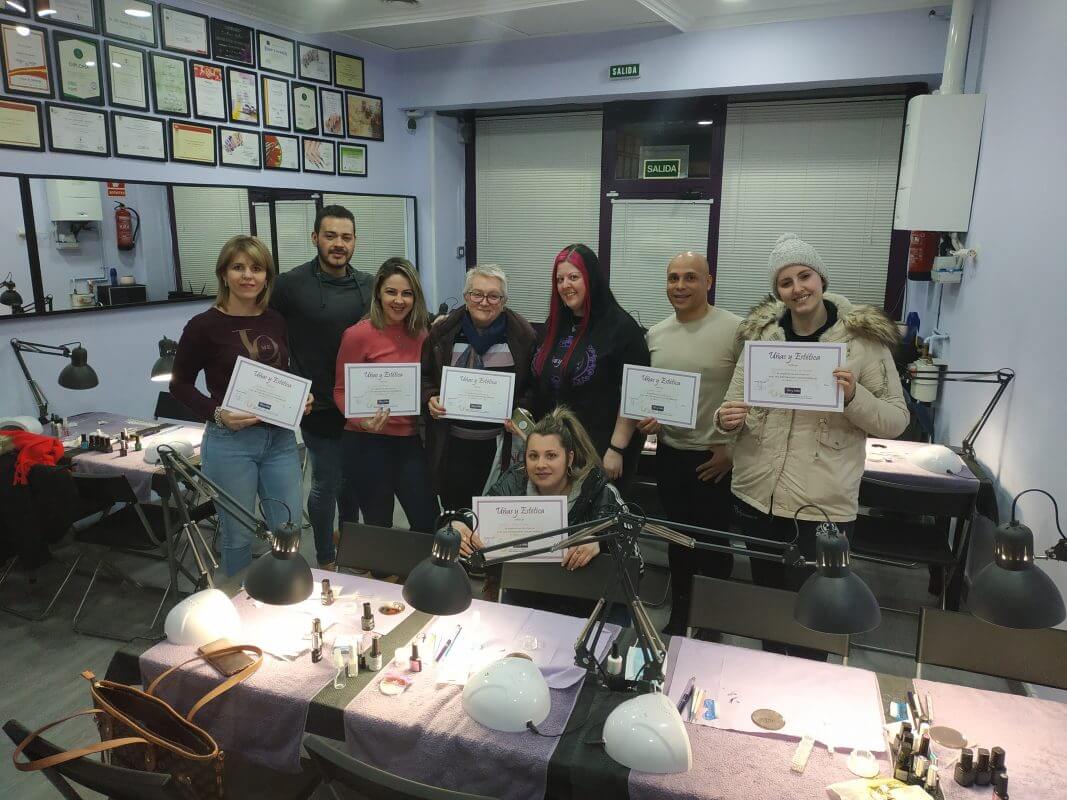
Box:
[405,108,425,132]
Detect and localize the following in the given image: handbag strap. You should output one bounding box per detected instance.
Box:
[12,709,149,773]
[145,644,264,723]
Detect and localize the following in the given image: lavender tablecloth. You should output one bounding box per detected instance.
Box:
[344,598,621,800]
[914,678,1067,799]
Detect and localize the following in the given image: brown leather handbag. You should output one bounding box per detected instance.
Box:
[12,644,263,799]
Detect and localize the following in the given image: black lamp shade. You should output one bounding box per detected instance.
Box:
[245,524,314,605]
[0,286,22,307]
[794,524,881,634]
[969,521,1067,629]
[402,525,472,615]
[151,337,178,382]
[58,346,99,390]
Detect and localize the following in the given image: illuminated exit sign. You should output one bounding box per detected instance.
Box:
[609,63,640,80]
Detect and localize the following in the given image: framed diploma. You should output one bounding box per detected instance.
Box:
[221,357,311,433]
[262,131,297,171]
[52,33,102,105]
[440,367,516,424]
[160,5,208,57]
[260,75,289,130]
[101,0,156,47]
[257,31,293,76]
[319,87,343,137]
[333,52,363,91]
[169,118,215,165]
[297,42,329,84]
[218,126,259,169]
[345,91,383,142]
[338,143,367,177]
[34,0,97,33]
[0,1,29,17]
[225,66,258,125]
[301,136,334,174]
[46,102,108,155]
[0,97,44,151]
[291,81,317,134]
[743,341,846,412]
[343,363,420,418]
[209,17,253,67]
[1,22,52,97]
[149,51,188,116]
[190,60,224,121]
[110,110,165,161]
[472,495,569,563]
[105,41,148,110]
[620,364,701,429]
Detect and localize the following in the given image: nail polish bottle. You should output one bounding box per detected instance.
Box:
[605,642,623,677]
[924,764,939,795]
[912,755,929,786]
[954,748,976,787]
[990,746,1006,776]
[918,731,931,759]
[367,637,383,672]
[311,618,323,663]
[409,644,422,673]
[992,771,1009,799]
[893,741,913,783]
[133,434,142,452]
[321,579,334,606]
[975,748,992,786]
[362,602,375,631]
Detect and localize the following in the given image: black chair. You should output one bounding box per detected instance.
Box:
[304,733,496,800]
[5,719,320,800]
[498,551,641,605]
[916,607,1067,689]
[153,391,200,423]
[337,522,433,579]
[686,576,850,661]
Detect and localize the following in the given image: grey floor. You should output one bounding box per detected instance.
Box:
[0,502,1024,800]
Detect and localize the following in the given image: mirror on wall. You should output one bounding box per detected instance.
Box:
[0,176,36,317]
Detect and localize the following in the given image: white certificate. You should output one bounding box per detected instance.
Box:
[440,366,515,424]
[620,364,701,429]
[113,113,165,160]
[473,495,568,563]
[258,33,294,75]
[262,76,289,128]
[49,105,107,154]
[221,356,311,432]
[162,8,208,56]
[343,362,420,418]
[743,341,846,412]
[103,0,156,46]
[108,45,146,108]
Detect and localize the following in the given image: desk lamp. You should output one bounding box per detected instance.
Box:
[10,339,99,425]
[156,445,313,605]
[150,336,178,382]
[970,489,1067,629]
[403,505,880,773]
[1,273,21,308]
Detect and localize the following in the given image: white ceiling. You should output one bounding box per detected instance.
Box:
[204,0,940,51]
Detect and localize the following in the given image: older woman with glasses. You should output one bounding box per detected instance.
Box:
[422,264,537,513]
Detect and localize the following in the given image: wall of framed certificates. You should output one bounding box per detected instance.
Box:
[0,1,378,173]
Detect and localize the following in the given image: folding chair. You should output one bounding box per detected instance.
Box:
[337,522,433,579]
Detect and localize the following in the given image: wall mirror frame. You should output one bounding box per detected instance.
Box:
[0,169,418,322]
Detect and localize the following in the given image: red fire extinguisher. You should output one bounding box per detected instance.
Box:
[906,230,938,281]
[115,202,140,251]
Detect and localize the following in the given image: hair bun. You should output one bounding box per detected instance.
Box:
[774,233,799,246]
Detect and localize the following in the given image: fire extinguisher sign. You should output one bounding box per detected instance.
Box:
[107,182,126,198]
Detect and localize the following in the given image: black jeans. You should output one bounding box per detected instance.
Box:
[439,435,498,512]
[342,432,439,534]
[654,443,734,631]
[733,498,855,661]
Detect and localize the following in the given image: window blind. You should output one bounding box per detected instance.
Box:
[274,200,318,273]
[172,186,251,295]
[475,112,603,323]
[322,193,410,274]
[609,199,713,330]
[715,98,905,316]
[252,201,271,245]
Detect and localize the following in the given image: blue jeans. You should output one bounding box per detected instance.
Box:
[200,423,304,576]
[302,429,360,566]
[342,432,437,533]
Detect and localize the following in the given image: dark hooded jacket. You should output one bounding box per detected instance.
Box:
[486,463,623,526]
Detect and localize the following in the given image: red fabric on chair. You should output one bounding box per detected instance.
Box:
[8,432,64,486]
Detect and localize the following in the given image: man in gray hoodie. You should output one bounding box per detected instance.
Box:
[270,204,374,569]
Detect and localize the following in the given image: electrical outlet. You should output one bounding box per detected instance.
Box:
[456,246,465,259]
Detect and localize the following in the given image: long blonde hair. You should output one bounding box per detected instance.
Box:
[213,235,275,310]
[526,406,602,485]
[368,257,429,335]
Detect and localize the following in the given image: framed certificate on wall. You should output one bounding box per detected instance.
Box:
[210,17,254,67]
[46,102,109,156]
[291,82,317,135]
[261,75,289,131]
[297,42,330,84]
[1,22,52,98]
[34,0,97,33]
[262,132,298,171]
[169,119,216,165]
[333,52,363,91]
[257,31,294,76]
[190,60,225,121]
[302,137,334,174]
[160,5,208,57]
[320,87,343,137]
[219,126,260,169]
[52,33,103,105]
[149,51,188,116]
[226,67,258,125]
[110,110,166,161]
[105,41,148,111]
[338,143,366,177]
[0,97,44,151]
[345,91,383,142]
[101,0,157,47]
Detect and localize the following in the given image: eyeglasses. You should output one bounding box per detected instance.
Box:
[466,291,505,305]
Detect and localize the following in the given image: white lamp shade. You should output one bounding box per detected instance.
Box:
[144,439,195,464]
[603,693,692,774]
[908,444,966,476]
[164,589,241,646]
[462,657,550,733]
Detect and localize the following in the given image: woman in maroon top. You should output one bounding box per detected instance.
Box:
[170,235,310,576]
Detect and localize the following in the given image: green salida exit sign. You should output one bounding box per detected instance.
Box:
[643,158,681,179]
[609,63,640,80]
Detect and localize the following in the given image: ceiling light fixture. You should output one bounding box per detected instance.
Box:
[697,120,713,126]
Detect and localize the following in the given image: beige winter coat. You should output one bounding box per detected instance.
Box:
[716,292,909,522]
